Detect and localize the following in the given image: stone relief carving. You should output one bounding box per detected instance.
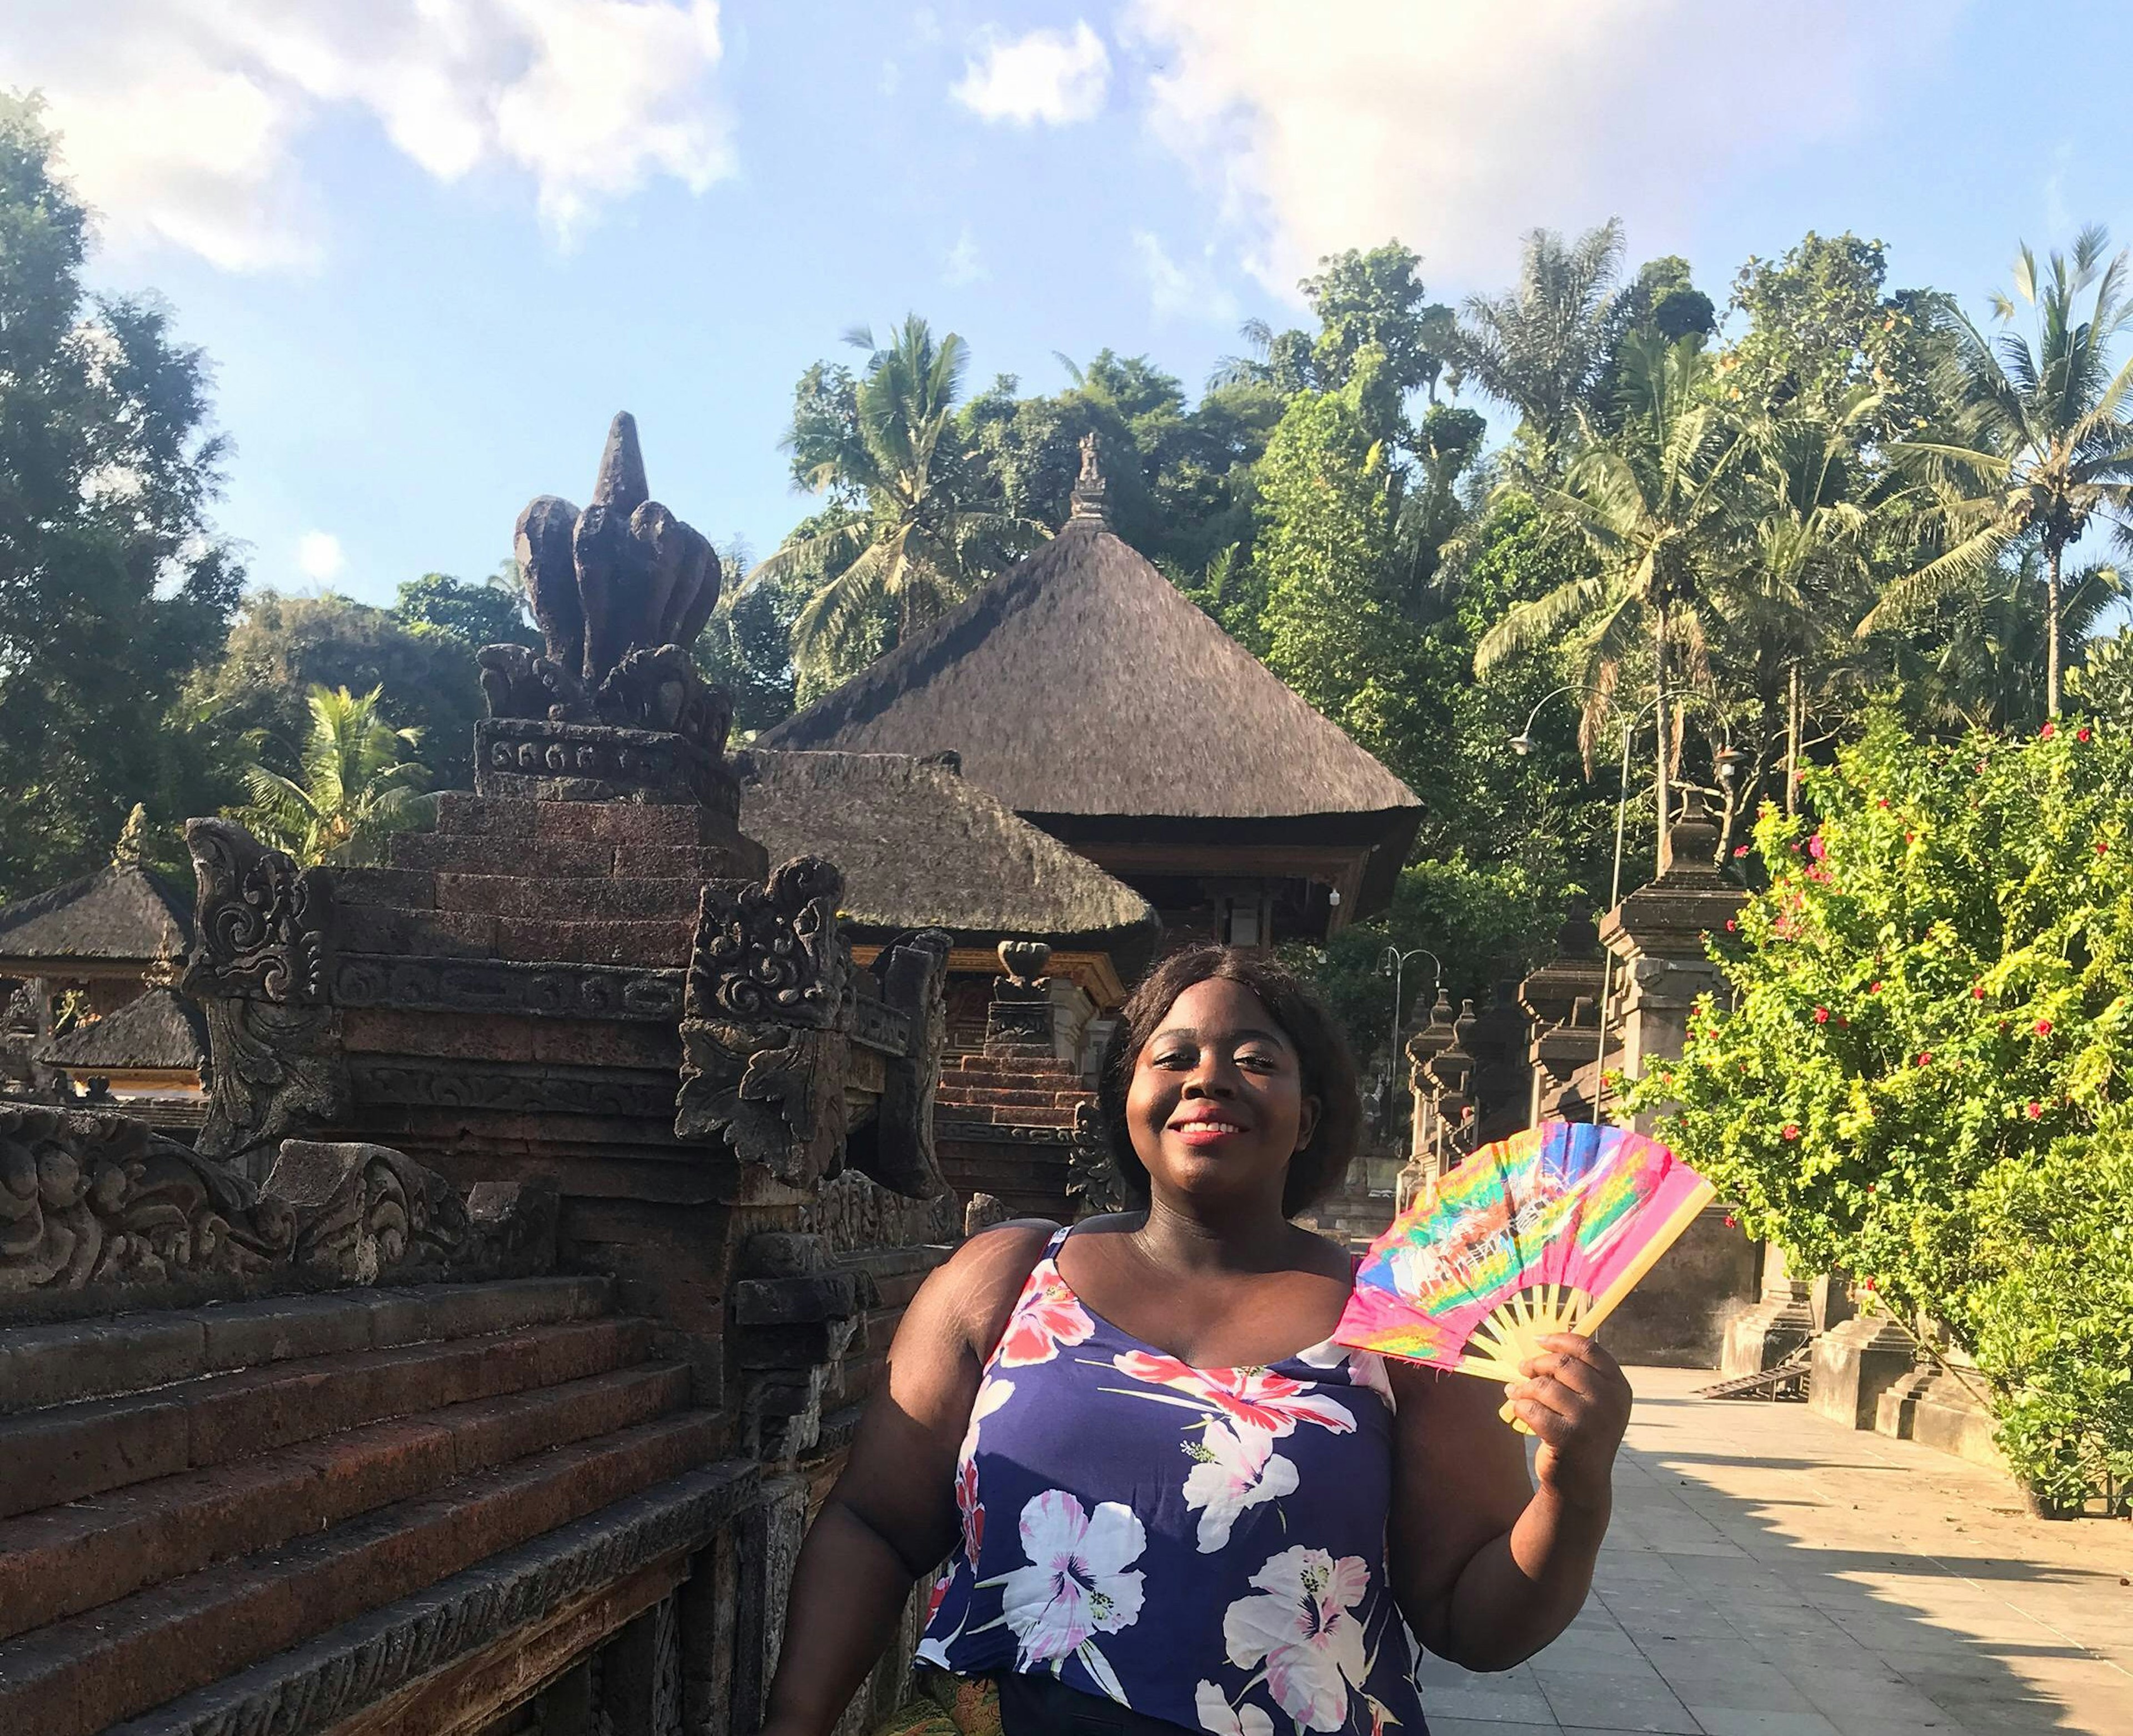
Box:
[686,857,847,1028]
[0,1112,551,1305]
[0,1104,293,1294]
[476,413,727,757]
[184,818,334,1003]
[183,818,347,1173]
[677,1019,848,1189]
[858,929,952,1199]
[332,956,687,1020]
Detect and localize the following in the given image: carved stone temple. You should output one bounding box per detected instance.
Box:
[0,418,963,1736]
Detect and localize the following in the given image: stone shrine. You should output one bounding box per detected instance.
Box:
[0,418,959,1736]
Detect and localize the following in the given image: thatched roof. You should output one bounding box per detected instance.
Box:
[758,518,1421,826]
[39,986,207,1073]
[737,749,1158,957]
[0,864,192,966]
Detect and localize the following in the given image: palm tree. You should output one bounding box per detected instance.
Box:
[241,684,430,867]
[1901,555,2126,732]
[1455,221,1626,462]
[1476,332,1747,861]
[1860,226,2133,716]
[746,316,1043,674]
[1731,390,1887,814]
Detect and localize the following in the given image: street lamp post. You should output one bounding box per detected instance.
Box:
[1380,945,1441,1140]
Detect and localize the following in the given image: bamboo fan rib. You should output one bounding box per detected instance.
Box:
[1334,1123,1715,1432]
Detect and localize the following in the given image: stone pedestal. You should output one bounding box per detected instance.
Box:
[1591,795,1758,1364]
[1721,1242,1817,1377]
[1875,1363,2007,1472]
[1810,1310,1917,1430]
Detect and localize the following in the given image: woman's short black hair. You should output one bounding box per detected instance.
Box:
[1095,943,1361,1218]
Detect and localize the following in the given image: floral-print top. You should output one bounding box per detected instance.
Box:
[918,1227,1428,1736]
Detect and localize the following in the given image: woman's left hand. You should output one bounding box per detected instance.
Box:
[1506,1333,1633,1510]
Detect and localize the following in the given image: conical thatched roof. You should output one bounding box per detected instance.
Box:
[39,985,207,1073]
[759,519,1421,826]
[738,749,1158,963]
[0,864,192,966]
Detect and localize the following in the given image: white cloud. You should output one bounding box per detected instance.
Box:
[297,531,346,582]
[1125,0,1957,296]
[952,20,1109,127]
[1,0,735,271]
[1133,229,1237,324]
[943,225,988,287]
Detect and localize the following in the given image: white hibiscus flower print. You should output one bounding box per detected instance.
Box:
[1195,1680,1274,1736]
[1221,1545,1372,1733]
[1182,1422,1298,1552]
[981,1489,1146,1696]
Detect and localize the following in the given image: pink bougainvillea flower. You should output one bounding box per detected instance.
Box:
[1972,984,1987,999]
[2099,841,2110,857]
[1781,1123,1800,1142]
[2026,1102,2044,1120]
[1863,1277,1877,1292]
[1869,981,1883,994]
[1867,1182,1878,1193]
[2035,1019,2052,1037]
[1975,760,1987,774]
[1733,844,1751,858]
[1807,833,1826,861]
[1814,1007,1830,1024]
[1723,1214,1738,1229]
[1917,1052,1932,1066]
[1876,797,1890,809]
[2077,726,2092,743]
[1725,918,1738,932]
[2041,722,2056,739]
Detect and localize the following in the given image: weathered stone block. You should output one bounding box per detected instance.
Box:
[731,1272,855,1325]
[1810,1313,1917,1430]
[0,1316,206,1414]
[742,1233,830,1278]
[198,1294,375,1372]
[533,800,710,846]
[334,867,438,909]
[393,831,615,877]
[432,793,540,838]
[337,904,498,959]
[342,1006,541,1062]
[0,1393,191,1518]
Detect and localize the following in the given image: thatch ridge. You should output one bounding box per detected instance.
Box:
[737,748,1158,949]
[758,522,1420,823]
[0,864,193,964]
[39,985,207,1072]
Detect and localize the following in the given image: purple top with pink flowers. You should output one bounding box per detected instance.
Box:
[917,1226,1430,1736]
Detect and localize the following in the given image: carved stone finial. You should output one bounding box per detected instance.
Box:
[1068,432,1109,524]
[591,411,649,518]
[1660,788,1726,879]
[997,939,1052,988]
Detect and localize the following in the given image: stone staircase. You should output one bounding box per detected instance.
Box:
[0,1274,724,1735]
[933,1045,1094,1221]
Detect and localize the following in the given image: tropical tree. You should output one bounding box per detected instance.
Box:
[748,316,1043,674]
[1861,226,2133,716]
[1729,391,1888,814]
[1476,332,1748,858]
[1899,555,2126,733]
[1455,221,1628,462]
[239,685,430,867]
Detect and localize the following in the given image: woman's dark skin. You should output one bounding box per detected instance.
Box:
[761,977,1633,1736]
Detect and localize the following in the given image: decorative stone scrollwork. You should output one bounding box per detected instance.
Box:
[192,992,348,1176]
[686,857,846,1028]
[0,1104,294,1295]
[268,1139,471,1284]
[857,929,952,1199]
[183,818,334,1003]
[676,1019,847,1189]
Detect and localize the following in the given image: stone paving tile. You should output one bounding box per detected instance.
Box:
[1415,1367,2133,1735]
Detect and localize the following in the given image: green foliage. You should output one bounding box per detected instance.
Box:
[1632,712,2133,1500]
[1298,243,1456,403]
[753,316,1044,681]
[389,570,537,650]
[0,94,241,901]
[186,591,485,794]
[239,684,431,867]
[697,548,807,735]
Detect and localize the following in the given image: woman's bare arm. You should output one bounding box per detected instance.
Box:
[1385,1336,1632,1672]
[759,1222,1055,1736]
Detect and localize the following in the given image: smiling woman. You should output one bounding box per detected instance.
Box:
[762,944,1634,1736]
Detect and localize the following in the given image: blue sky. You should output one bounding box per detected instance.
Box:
[7,1,2131,607]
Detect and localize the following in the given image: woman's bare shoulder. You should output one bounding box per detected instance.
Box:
[914,1218,1061,1351]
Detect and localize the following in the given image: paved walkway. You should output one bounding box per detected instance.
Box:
[1421,1367,2133,1736]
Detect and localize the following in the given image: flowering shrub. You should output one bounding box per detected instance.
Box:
[1632,710,2133,1506]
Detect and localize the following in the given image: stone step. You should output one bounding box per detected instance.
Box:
[0,1275,613,1417]
[0,1407,725,1736]
[0,1359,690,1641]
[339,866,705,921]
[0,1316,653,1519]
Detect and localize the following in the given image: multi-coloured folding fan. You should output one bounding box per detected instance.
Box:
[1336,1123,1714,1419]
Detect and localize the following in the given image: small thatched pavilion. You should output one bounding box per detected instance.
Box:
[759,442,1423,954]
[738,747,1158,1056]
